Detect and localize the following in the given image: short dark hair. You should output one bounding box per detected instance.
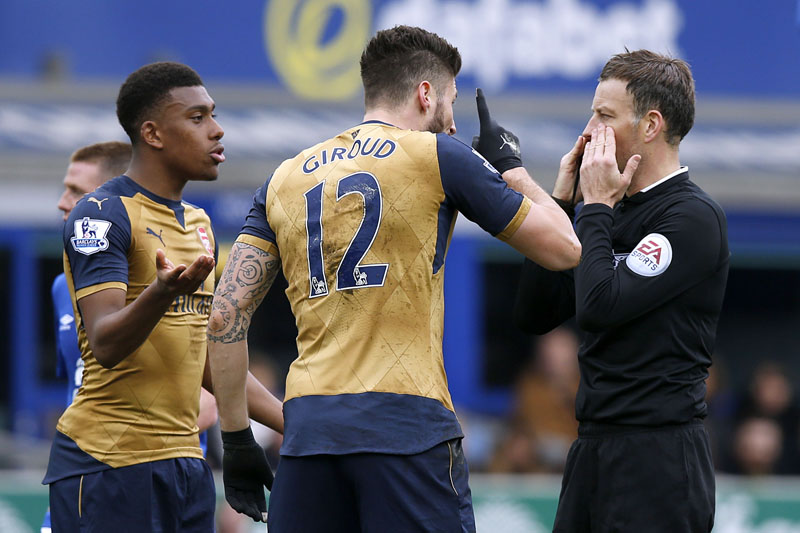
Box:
[360,25,461,109]
[116,62,204,143]
[70,141,132,178]
[600,49,695,145]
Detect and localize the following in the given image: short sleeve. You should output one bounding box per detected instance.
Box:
[237,176,279,254]
[63,193,131,298]
[436,134,529,238]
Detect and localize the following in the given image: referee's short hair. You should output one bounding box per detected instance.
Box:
[116,62,204,144]
[360,25,461,110]
[600,49,695,146]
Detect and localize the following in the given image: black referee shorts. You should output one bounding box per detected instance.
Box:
[553,419,715,533]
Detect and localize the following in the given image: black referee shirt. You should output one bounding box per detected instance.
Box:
[514,169,729,425]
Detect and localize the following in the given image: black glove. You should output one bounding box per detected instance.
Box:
[471,88,523,174]
[221,426,274,523]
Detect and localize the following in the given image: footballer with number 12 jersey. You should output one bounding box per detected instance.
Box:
[239,120,531,457]
[208,26,580,531]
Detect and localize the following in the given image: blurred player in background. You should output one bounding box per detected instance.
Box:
[43,62,283,532]
[42,141,131,533]
[207,25,580,532]
[512,50,729,532]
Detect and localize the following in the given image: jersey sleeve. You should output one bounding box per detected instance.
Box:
[63,194,131,300]
[436,134,531,240]
[574,199,727,331]
[237,176,279,255]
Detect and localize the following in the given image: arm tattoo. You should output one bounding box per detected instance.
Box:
[208,243,281,344]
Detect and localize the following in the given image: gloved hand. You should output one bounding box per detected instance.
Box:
[471,88,523,174]
[221,426,274,522]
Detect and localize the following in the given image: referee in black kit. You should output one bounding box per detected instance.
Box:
[511,50,729,532]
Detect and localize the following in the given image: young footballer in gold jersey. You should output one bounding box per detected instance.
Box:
[45,62,283,532]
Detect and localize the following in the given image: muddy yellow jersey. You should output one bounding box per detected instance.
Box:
[239,121,531,455]
[44,176,216,483]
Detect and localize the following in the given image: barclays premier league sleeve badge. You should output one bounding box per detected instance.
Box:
[71,216,112,255]
[626,233,672,277]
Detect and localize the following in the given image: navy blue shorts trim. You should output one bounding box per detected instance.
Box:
[268,438,475,533]
[553,420,715,533]
[48,457,215,533]
[282,392,464,456]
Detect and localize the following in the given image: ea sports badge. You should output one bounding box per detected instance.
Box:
[626,233,672,277]
[197,227,213,255]
[70,217,112,255]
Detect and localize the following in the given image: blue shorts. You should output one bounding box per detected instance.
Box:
[48,457,215,533]
[268,438,475,533]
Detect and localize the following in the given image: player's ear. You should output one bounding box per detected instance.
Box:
[416,80,433,115]
[641,109,664,144]
[140,120,164,150]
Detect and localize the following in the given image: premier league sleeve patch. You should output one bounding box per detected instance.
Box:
[70,216,113,255]
[471,147,500,175]
[626,232,672,277]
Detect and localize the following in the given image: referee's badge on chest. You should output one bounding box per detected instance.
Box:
[197,227,213,255]
[626,233,672,277]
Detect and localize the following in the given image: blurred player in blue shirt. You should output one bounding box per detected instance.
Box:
[42,141,131,533]
[207,25,581,532]
[54,142,132,404]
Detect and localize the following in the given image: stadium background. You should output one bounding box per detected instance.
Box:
[1,0,799,530]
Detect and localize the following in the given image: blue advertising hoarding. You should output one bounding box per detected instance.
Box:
[1,0,800,99]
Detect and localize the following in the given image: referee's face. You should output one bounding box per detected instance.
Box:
[583,78,639,173]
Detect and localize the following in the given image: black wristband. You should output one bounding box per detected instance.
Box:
[221,426,257,447]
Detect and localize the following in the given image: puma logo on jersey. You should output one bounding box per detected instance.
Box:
[146,227,165,246]
[88,197,109,210]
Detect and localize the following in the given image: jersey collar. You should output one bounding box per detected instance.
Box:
[120,175,187,227]
[359,120,398,128]
[639,166,689,193]
[623,167,689,205]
